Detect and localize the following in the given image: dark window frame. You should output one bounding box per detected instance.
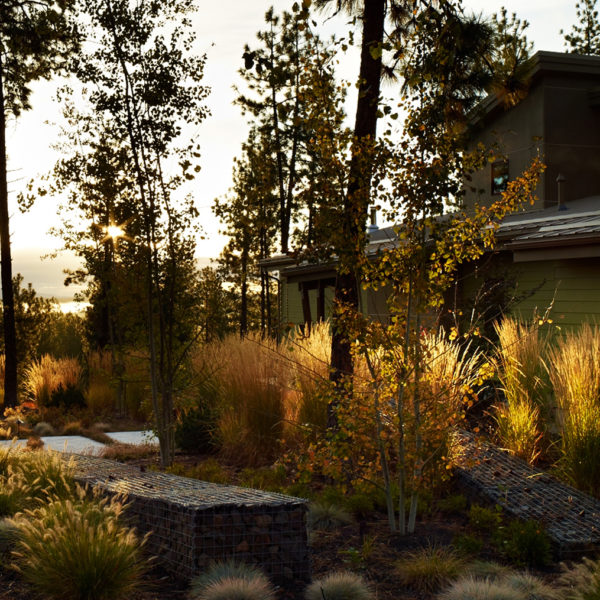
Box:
[491,159,509,195]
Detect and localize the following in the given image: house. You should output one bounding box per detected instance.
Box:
[262,51,600,331]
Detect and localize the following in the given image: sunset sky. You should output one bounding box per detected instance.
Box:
[5,0,577,303]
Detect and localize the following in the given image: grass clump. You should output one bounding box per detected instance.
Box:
[305,572,372,600]
[395,545,467,593]
[307,501,353,531]
[24,355,85,410]
[442,572,557,600]
[0,447,75,515]
[189,561,275,600]
[558,556,600,600]
[493,317,549,464]
[441,576,525,600]
[11,486,148,600]
[549,324,600,495]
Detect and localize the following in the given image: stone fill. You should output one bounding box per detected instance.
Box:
[70,455,309,584]
[455,430,600,557]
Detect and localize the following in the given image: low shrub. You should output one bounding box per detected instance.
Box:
[175,403,219,454]
[166,459,230,485]
[307,502,353,531]
[11,487,148,600]
[469,504,502,535]
[239,465,287,492]
[305,572,372,600]
[496,520,552,568]
[453,534,483,556]
[33,422,55,437]
[343,492,375,520]
[62,421,83,436]
[395,545,467,593]
[189,561,275,600]
[100,443,158,462]
[438,494,468,515]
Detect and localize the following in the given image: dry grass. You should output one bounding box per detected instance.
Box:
[285,322,331,437]
[100,443,158,462]
[395,545,467,594]
[10,486,148,600]
[305,572,372,600]
[189,334,290,466]
[549,324,600,495]
[23,355,84,408]
[492,318,549,464]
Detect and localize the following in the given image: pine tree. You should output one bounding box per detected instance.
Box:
[0,0,78,408]
[562,0,600,55]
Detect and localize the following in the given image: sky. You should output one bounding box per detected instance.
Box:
[5,0,578,302]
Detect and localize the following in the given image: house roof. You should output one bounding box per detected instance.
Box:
[471,51,600,127]
[498,196,600,249]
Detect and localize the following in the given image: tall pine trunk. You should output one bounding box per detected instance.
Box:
[0,58,17,410]
[328,0,385,426]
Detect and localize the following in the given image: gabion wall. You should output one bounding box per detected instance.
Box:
[71,455,309,584]
[455,430,600,557]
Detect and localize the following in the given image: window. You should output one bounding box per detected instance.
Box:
[491,160,509,195]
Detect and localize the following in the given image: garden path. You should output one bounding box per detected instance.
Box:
[0,430,157,455]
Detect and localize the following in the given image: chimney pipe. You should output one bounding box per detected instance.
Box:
[367,207,378,234]
[557,173,567,211]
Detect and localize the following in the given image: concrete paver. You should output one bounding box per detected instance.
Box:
[0,430,157,456]
[105,430,158,445]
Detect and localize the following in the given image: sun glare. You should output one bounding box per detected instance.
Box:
[105,224,125,239]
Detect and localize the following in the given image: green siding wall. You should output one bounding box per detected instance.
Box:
[462,256,600,329]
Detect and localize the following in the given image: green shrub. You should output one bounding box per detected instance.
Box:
[175,403,219,454]
[395,545,467,593]
[308,502,353,531]
[166,459,229,484]
[497,520,552,568]
[11,487,148,600]
[51,383,86,410]
[469,503,502,535]
[189,561,275,600]
[343,492,375,519]
[438,494,468,515]
[239,465,287,492]
[453,534,483,556]
[305,572,372,600]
